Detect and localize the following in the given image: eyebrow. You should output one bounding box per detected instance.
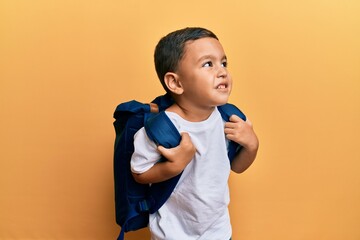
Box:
[197,54,227,64]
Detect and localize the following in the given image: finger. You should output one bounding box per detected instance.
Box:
[157,132,191,153]
[224,121,237,129]
[180,132,190,141]
[225,133,236,142]
[157,145,168,155]
[224,126,236,134]
[229,114,244,123]
[179,132,195,151]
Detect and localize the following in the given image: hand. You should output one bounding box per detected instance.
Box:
[224,115,259,151]
[157,132,196,174]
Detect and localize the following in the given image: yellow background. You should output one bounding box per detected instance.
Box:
[1,0,359,239]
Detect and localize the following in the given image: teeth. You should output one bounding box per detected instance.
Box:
[217,85,226,89]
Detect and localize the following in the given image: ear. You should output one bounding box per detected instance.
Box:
[164,72,184,95]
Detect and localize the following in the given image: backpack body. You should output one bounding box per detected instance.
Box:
[113,94,246,240]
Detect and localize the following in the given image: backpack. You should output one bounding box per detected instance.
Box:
[113,93,246,240]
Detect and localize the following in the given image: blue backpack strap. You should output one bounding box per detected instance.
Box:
[151,93,174,112]
[218,103,247,162]
[145,111,181,148]
[144,111,182,213]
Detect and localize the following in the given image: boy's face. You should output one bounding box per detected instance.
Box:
[175,37,232,108]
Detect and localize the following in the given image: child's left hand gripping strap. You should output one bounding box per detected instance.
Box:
[144,111,182,213]
[218,103,247,162]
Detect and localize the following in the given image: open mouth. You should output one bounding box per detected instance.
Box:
[216,84,227,89]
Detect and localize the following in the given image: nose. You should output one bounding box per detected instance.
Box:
[217,65,228,78]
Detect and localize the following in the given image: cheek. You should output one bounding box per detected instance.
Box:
[228,76,233,89]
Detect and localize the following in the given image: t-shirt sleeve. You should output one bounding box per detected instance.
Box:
[130,127,161,174]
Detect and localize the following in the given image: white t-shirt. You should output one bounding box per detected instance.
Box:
[131,107,232,240]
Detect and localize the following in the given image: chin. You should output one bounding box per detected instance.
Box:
[220,94,230,103]
[214,98,229,106]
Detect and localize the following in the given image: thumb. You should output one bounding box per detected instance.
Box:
[157,145,170,157]
[179,132,191,143]
[229,114,243,123]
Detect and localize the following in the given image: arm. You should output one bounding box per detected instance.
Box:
[224,115,259,173]
[132,132,196,184]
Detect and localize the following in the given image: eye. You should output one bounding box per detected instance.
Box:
[203,61,213,67]
[221,61,228,68]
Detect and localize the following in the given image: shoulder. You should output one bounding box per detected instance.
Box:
[131,127,160,174]
[133,127,157,148]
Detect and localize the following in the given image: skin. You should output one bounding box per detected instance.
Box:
[133,37,259,184]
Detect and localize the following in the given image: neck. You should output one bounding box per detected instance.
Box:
[167,102,215,122]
